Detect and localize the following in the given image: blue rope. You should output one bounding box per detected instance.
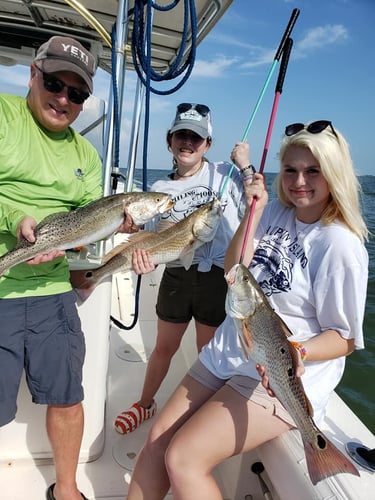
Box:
[131,0,198,189]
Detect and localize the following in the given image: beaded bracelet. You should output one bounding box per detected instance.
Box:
[290,341,307,361]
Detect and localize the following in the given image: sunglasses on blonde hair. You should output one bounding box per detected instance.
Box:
[285,120,338,138]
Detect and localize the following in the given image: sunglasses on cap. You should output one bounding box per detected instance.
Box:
[285,120,338,138]
[177,103,210,117]
[37,68,90,105]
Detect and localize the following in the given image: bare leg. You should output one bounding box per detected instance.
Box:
[46,402,84,500]
[194,320,218,352]
[166,384,292,500]
[128,374,216,500]
[138,319,189,408]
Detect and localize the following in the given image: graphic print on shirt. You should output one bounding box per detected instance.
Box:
[163,184,228,223]
[251,224,308,297]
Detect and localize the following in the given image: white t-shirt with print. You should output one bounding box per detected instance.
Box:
[199,199,368,425]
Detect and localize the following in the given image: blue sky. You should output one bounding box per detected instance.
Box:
[1,0,374,175]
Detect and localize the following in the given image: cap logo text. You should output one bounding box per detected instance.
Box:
[62,43,89,67]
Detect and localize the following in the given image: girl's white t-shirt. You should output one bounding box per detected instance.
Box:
[200,199,368,425]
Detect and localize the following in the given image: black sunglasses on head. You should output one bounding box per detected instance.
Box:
[177,103,210,117]
[285,120,338,138]
[38,68,90,105]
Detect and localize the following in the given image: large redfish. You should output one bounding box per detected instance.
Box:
[70,199,222,300]
[225,263,359,485]
[0,192,174,276]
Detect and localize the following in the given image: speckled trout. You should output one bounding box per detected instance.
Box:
[70,198,222,300]
[225,263,359,485]
[0,192,174,276]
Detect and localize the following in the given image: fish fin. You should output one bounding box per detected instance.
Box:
[303,429,359,485]
[70,270,97,301]
[241,322,254,351]
[73,285,96,302]
[288,342,315,417]
[279,315,293,338]
[179,248,195,270]
[102,232,154,263]
[156,220,175,232]
[238,333,249,359]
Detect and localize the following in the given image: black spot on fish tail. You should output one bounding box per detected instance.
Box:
[317,434,327,450]
[304,430,359,484]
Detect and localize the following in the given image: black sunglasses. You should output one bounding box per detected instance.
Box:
[177,103,210,117]
[285,120,338,138]
[38,69,90,105]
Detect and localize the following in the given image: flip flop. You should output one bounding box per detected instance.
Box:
[46,483,88,500]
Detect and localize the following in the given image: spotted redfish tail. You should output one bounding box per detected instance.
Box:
[70,269,97,301]
[303,432,359,485]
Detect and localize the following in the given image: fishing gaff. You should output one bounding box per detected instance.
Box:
[219,8,299,199]
[239,37,293,264]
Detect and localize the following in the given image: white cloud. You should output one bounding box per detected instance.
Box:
[191,55,239,77]
[297,24,348,52]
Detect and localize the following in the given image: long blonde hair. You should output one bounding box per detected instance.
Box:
[275,124,368,242]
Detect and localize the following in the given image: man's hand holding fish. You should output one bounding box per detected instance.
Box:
[16,215,65,265]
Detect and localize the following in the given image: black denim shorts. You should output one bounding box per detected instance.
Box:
[156,264,227,327]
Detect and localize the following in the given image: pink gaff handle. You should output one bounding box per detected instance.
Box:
[239,38,294,264]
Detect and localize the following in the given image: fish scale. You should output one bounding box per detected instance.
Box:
[226,263,359,485]
[0,191,174,276]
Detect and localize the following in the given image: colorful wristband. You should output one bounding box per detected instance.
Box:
[290,341,307,361]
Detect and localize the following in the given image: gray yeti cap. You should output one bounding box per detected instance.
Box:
[34,36,96,93]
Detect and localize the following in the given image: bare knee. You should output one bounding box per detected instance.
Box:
[165,435,197,486]
[47,402,83,422]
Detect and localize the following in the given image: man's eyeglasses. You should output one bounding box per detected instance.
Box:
[177,103,210,117]
[285,120,338,139]
[37,68,90,105]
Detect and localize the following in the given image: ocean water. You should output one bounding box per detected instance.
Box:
[133,169,375,433]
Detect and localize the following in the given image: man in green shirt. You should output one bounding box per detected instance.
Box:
[0,36,132,500]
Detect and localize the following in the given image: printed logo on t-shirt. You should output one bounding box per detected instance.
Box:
[161,184,227,223]
[251,225,308,297]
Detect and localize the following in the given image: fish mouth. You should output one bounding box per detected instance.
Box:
[224,263,239,286]
[163,199,175,211]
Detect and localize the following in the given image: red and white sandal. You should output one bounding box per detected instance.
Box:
[114,401,157,435]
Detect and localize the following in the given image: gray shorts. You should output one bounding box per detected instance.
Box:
[156,265,227,327]
[0,291,85,426]
[188,359,296,427]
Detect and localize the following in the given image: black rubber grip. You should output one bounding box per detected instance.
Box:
[274,8,300,61]
[275,37,293,94]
